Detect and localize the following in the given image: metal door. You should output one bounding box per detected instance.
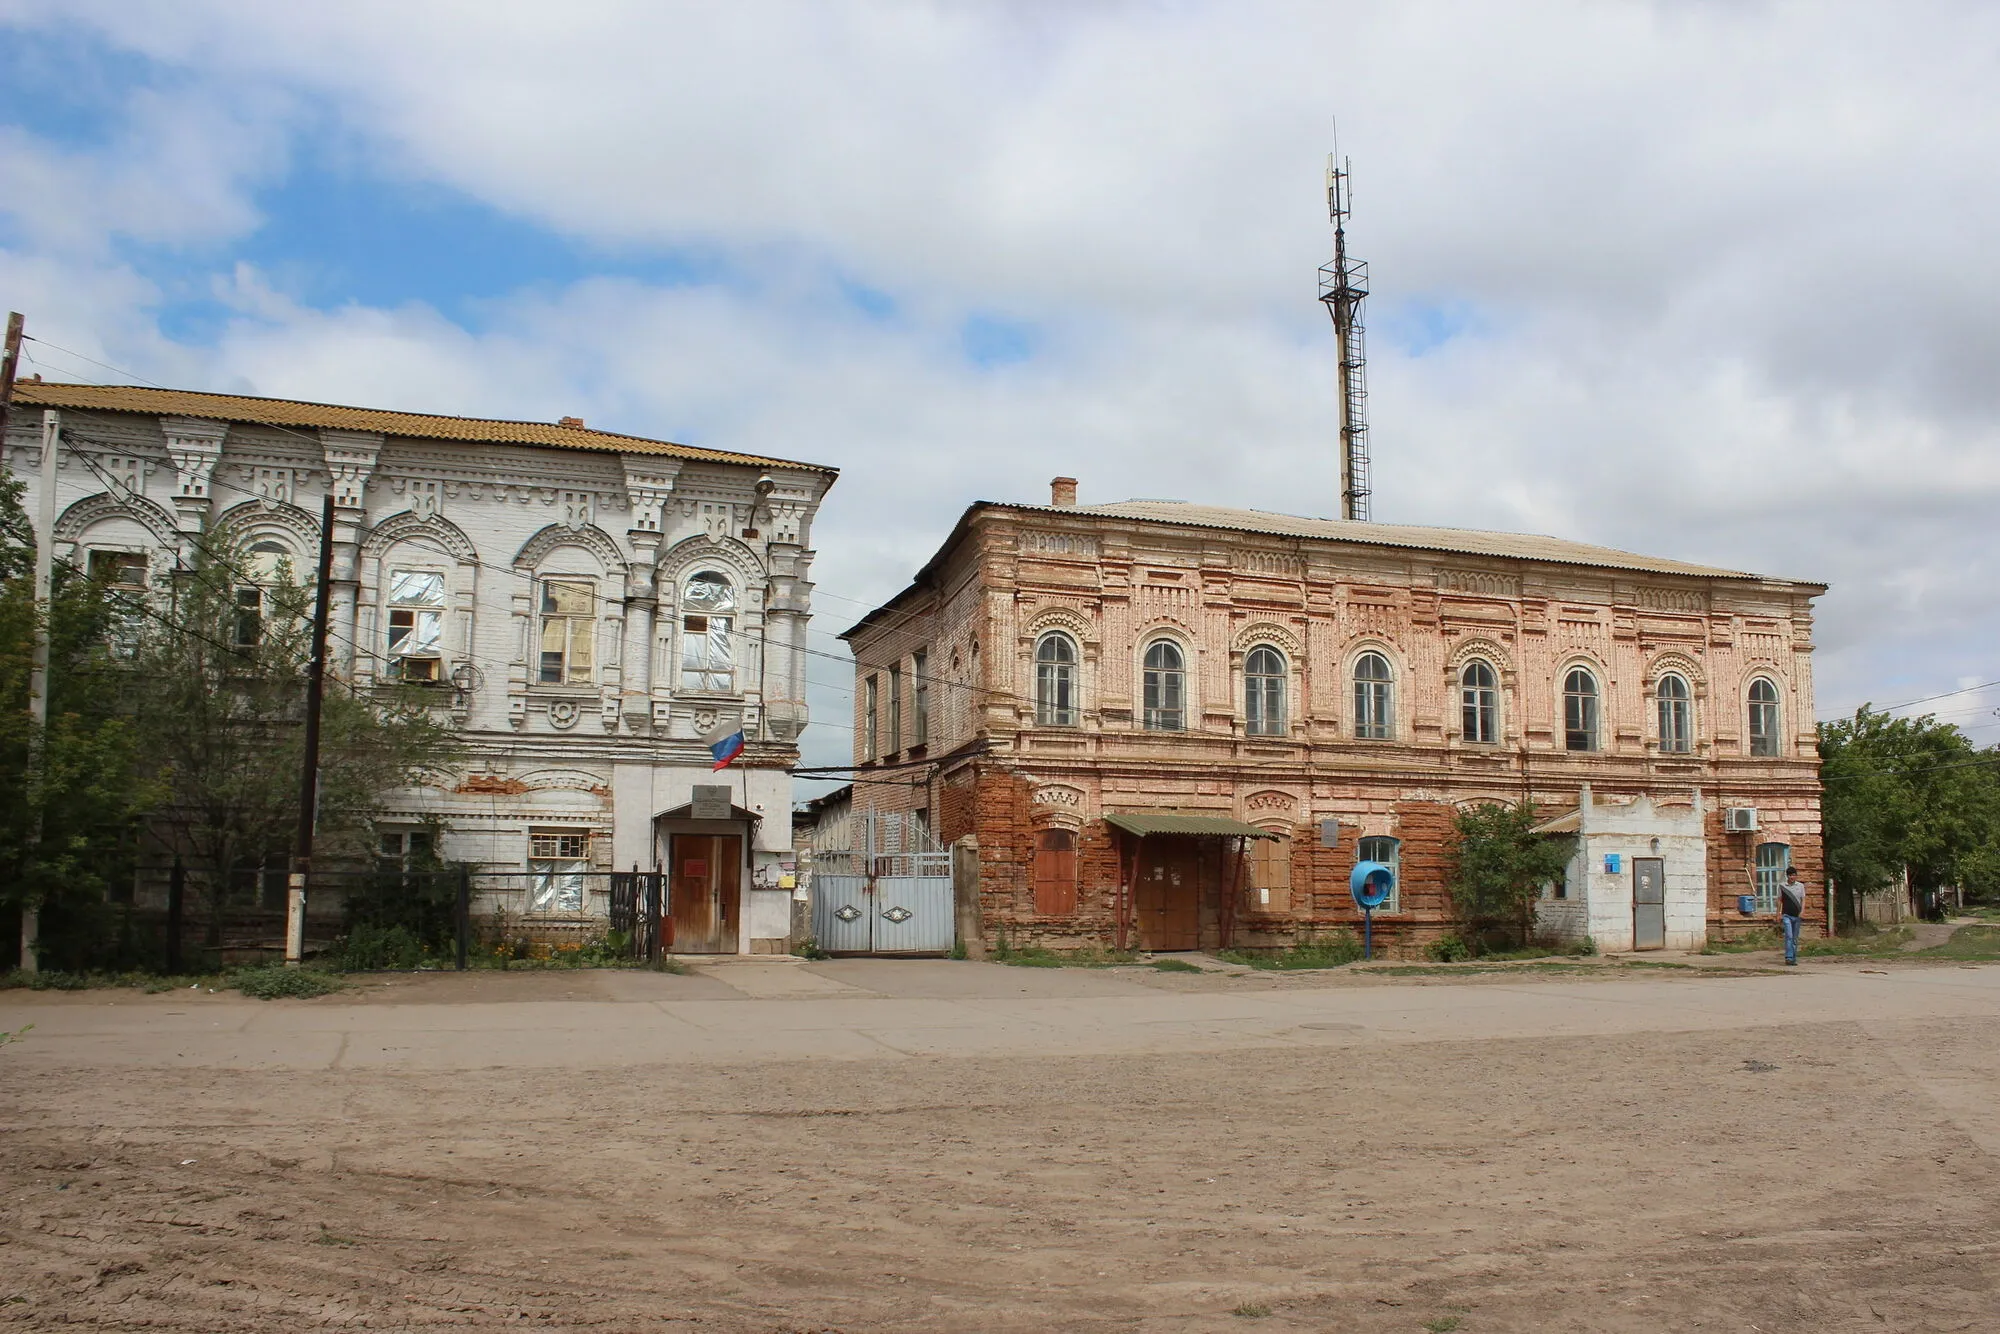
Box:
[810,813,954,954]
[1633,857,1666,951]
[670,834,740,953]
[1136,837,1199,951]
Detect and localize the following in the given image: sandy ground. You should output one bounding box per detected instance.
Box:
[4,957,1999,1332]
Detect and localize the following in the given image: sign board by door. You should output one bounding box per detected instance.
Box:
[690,784,733,821]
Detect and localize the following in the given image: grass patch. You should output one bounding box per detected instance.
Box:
[312,1227,357,1247]
[0,968,223,992]
[1917,924,2000,961]
[993,942,1138,968]
[1231,1301,1272,1318]
[1151,957,1204,973]
[1702,928,1779,955]
[1220,930,1363,971]
[1800,926,1913,958]
[230,965,345,1000]
[1424,1319,1462,1333]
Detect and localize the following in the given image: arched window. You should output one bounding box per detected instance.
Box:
[1357,835,1401,913]
[1754,841,1789,912]
[1460,660,1498,744]
[1748,678,1782,757]
[1563,667,1600,752]
[1035,632,1078,726]
[1656,674,1692,753]
[1353,651,1393,740]
[1245,646,1287,736]
[1143,640,1185,731]
[385,569,446,683]
[680,571,736,692]
[538,577,596,684]
[233,541,292,647]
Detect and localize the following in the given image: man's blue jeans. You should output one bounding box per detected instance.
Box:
[1781,913,1801,963]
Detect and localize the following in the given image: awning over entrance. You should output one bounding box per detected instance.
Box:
[1103,811,1280,839]
[655,801,762,823]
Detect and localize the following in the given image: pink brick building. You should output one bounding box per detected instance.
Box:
[843,481,1826,957]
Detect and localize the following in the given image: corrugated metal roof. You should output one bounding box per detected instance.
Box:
[1103,812,1280,839]
[1529,807,1584,835]
[9,381,837,473]
[1012,499,1819,586]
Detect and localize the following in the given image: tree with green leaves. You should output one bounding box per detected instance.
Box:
[118,543,459,944]
[1819,707,2000,912]
[1446,800,1578,950]
[0,473,154,968]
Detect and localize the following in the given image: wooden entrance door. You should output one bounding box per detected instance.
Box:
[1135,837,1200,951]
[1632,857,1666,951]
[669,834,741,953]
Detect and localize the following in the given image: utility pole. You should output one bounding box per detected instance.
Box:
[21,407,58,974]
[285,492,337,966]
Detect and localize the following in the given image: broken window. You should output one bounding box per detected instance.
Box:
[680,571,735,692]
[233,542,292,648]
[386,570,446,683]
[528,828,589,914]
[538,579,595,684]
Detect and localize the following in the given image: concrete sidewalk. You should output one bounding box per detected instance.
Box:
[4,958,1997,1074]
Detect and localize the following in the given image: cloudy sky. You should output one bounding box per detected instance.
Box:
[3,0,1996,769]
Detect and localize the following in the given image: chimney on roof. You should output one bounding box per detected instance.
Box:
[1050,476,1077,508]
[558,415,585,428]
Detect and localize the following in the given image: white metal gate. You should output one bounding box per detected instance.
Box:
[810,813,954,954]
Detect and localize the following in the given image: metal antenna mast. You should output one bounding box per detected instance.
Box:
[1318,154,1371,521]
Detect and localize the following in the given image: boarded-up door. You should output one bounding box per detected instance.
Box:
[670,834,741,953]
[1633,857,1665,951]
[1135,837,1199,951]
[1033,829,1078,916]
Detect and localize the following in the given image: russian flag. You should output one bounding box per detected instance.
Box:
[705,721,746,771]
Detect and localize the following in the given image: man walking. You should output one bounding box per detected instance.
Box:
[1779,865,1806,966]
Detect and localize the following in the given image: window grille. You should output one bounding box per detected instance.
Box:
[1754,841,1789,912]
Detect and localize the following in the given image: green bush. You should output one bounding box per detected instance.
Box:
[333,923,431,971]
[1221,930,1363,970]
[1426,934,1472,963]
[230,964,344,1000]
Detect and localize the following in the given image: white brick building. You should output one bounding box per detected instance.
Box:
[3,381,835,953]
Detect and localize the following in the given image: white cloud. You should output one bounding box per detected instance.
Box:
[5,0,2000,747]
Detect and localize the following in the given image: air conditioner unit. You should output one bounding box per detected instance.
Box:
[1724,807,1760,833]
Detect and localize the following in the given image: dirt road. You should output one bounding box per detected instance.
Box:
[4,959,1998,1331]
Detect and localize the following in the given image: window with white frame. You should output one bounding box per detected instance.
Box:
[680,571,735,692]
[1035,632,1078,726]
[1748,678,1782,757]
[386,569,446,683]
[1142,640,1185,731]
[1245,645,1287,736]
[1357,835,1401,913]
[1353,651,1394,740]
[233,542,291,648]
[528,828,589,914]
[538,579,596,684]
[378,827,436,869]
[1563,667,1600,752]
[89,550,149,655]
[1754,840,1789,912]
[1657,673,1692,753]
[1461,659,1498,744]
